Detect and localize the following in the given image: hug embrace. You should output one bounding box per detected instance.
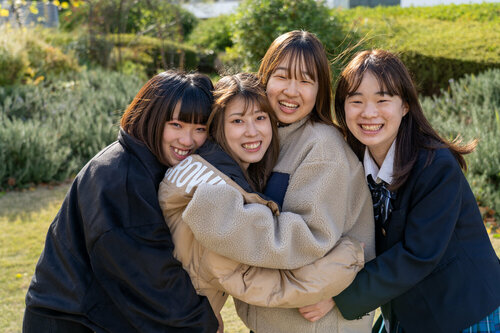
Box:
[23,31,499,333]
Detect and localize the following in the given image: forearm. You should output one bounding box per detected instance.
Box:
[183,183,338,269]
[205,237,364,308]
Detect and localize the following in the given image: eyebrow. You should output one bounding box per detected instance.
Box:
[227,109,264,117]
[347,90,391,97]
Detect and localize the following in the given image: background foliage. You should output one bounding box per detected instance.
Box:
[0,1,498,220]
[0,70,142,188]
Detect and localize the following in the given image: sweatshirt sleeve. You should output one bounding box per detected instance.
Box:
[200,236,364,308]
[183,146,371,269]
[335,152,463,319]
[83,163,218,332]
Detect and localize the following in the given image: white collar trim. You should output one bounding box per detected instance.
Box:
[363,140,396,185]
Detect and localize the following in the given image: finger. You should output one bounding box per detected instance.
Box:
[299,307,316,315]
[299,304,315,313]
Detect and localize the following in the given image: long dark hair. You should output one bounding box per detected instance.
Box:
[258,30,333,125]
[334,49,476,190]
[208,73,279,192]
[120,70,214,166]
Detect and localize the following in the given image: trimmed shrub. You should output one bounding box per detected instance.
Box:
[230,0,360,72]
[341,4,500,95]
[421,68,500,221]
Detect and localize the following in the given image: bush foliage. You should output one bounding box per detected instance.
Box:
[0,70,143,189]
[421,68,500,221]
[0,27,80,86]
[188,15,234,53]
[340,3,500,95]
[229,0,360,73]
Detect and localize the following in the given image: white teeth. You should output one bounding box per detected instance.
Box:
[361,124,383,131]
[173,148,189,156]
[279,101,298,108]
[242,142,261,149]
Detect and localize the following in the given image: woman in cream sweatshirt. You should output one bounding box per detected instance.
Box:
[181,32,376,332]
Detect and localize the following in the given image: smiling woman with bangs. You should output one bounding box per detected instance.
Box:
[23,71,219,333]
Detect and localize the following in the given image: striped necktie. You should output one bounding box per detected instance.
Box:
[367,174,397,229]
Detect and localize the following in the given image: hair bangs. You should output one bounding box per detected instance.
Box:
[177,84,212,124]
[278,46,318,82]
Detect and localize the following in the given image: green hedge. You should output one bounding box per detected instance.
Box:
[232,0,361,72]
[346,3,499,22]
[340,4,500,95]
[0,70,143,189]
[421,68,500,222]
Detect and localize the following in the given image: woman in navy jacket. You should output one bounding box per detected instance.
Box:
[23,71,219,332]
[299,50,500,333]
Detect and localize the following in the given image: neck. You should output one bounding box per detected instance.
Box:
[368,148,388,169]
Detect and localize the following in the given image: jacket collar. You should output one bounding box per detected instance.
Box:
[196,140,254,193]
[118,128,166,183]
[277,115,310,149]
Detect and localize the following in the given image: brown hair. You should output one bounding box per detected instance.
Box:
[208,73,279,192]
[258,30,333,125]
[334,49,476,190]
[120,70,214,166]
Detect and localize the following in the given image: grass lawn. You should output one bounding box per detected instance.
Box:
[1,182,498,332]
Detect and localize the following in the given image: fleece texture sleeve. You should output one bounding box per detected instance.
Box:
[158,152,365,311]
[200,236,364,308]
[182,124,373,270]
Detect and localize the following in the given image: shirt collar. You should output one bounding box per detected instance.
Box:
[363,140,396,185]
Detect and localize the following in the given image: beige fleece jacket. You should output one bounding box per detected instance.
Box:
[158,153,364,315]
[182,117,376,332]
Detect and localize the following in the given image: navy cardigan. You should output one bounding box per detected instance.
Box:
[25,130,218,332]
[334,148,500,333]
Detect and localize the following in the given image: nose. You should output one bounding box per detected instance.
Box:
[361,102,378,118]
[245,120,258,137]
[178,130,194,147]
[283,79,299,97]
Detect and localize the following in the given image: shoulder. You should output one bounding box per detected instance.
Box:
[414,148,461,177]
[78,140,154,198]
[301,122,361,165]
[79,141,128,184]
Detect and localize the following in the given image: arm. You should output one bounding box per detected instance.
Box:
[83,166,218,332]
[200,236,364,308]
[183,155,366,269]
[335,153,463,319]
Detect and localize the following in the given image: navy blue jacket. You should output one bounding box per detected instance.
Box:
[334,148,500,333]
[25,129,218,332]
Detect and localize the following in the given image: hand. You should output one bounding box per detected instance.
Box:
[298,298,335,322]
[216,312,224,333]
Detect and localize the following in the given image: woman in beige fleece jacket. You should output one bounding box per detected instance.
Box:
[158,73,365,333]
[182,31,376,332]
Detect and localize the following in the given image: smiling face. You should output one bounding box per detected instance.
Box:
[162,103,208,166]
[345,71,408,166]
[224,97,273,170]
[265,56,319,125]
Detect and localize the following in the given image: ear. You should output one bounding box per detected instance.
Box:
[402,103,409,116]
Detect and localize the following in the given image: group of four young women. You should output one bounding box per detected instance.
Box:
[24,30,500,333]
